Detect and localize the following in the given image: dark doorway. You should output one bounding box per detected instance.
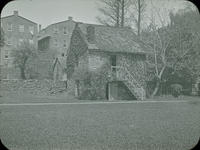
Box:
[106,82,109,100]
[75,80,80,96]
[111,55,116,66]
[110,55,117,75]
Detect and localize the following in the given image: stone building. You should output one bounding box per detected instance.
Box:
[37,16,76,79]
[0,11,38,79]
[52,55,67,81]
[67,23,149,100]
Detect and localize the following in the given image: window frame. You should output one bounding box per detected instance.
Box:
[54,39,58,47]
[54,27,59,34]
[29,26,34,34]
[19,25,25,32]
[63,27,67,34]
[29,39,34,44]
[4,50,9,59]
[63,40,66,47]
[7,23,12,31]
[7,38,12,45]
[19,39,23,45]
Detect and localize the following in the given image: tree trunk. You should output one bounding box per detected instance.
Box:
[116,0,120,27]
[121,0,124,27]
[20,67,26,80]
[151,79,160,97]
[137,0,141,37]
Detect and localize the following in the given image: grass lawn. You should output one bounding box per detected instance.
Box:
[0,100,200,150]
[0,92,79,104]
[0,91,199,104]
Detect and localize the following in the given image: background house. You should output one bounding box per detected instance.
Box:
[52,55,67,81]
[37,16,76,79]
[67,23,148,100]
[0,11,38,79]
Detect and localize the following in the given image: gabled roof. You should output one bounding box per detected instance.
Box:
[76,23,147,54]
[39,19,76,33]
[1,15,37,25]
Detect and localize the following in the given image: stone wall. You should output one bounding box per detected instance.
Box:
[1,67,20,79]
[38,18,75,56]
[118,54,146,87]
[108,81,136,100]
[30,50,55,79]
[88,51,110,71]
[0,79,75,96]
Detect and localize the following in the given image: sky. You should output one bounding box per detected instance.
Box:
[1,0,197,29]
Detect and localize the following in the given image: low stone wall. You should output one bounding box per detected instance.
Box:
[0,79,75,96]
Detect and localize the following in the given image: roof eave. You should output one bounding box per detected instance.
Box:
[88,49,148,55]
[1,15,37,25]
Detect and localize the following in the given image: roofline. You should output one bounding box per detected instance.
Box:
[38,35,51,41]
[40,19,76,31]
[1,15,37,25]
[73,22,149,55]
[88,49,148,55]
[76,22,133,30]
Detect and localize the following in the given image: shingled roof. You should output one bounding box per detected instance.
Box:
[76,23,147,54]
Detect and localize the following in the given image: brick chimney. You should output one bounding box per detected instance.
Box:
[87,25,95,44]
[13,10,18,16]
[68,16,73,21]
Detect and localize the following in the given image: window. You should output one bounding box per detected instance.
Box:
[63,40,66,47]
[29,39,34,44]
[62,53,65,57]
[54,39,58,46]
[4,59,12,68]
[4,60,8,67]
[54,27,59,34]
[7,39,12,45]
[7,23,12,31]
[19,39,23,45]
[29,26,34,34]
[64,27,67,34]
[19,25,24,32]
[5,50,9,59]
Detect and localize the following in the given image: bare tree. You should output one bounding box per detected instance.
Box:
[140,4,174,97]
[143,24,171,96]
[168,8,200,80]
[96,0,131,27]
[131,0,146,37]
[121,0,125,27]
[142,5,200,97]
[11,41,37,79]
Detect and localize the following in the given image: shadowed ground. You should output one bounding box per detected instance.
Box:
[0,98,200,150]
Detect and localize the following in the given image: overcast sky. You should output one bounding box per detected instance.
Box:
[1,0,196,29]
